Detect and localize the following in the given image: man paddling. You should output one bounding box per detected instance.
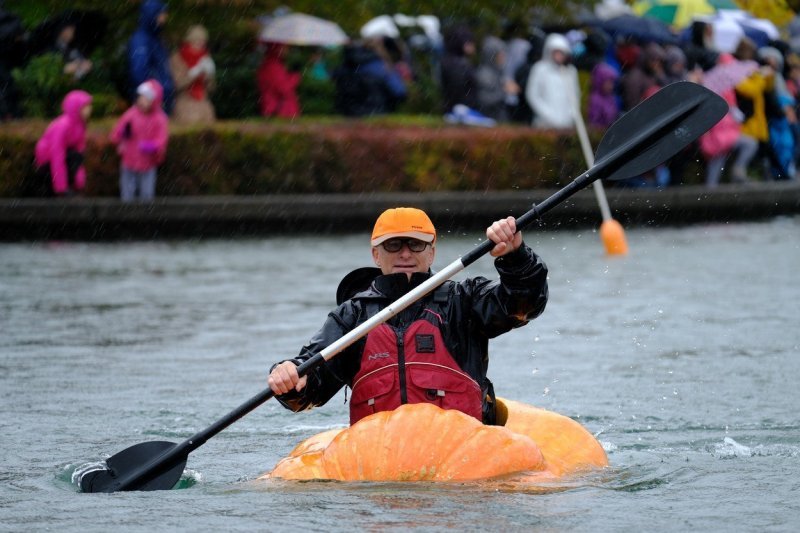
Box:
[268,207,549,425]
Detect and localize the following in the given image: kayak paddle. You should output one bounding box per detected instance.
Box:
[80,81,726,493]
[569,77,629,255]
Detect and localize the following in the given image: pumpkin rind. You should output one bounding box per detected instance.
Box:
[262,399,606,483]
[320,403,544,481]
[496,397,608,476]
[261,428,343,481]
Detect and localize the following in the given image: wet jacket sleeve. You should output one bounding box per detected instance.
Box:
[466,242,548,338]
[272,303,359,412]
[128,33,151,91]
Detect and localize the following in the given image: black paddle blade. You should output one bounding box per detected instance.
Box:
[595,81,727,181]
[80,441,186,493]
[336,267,381,305]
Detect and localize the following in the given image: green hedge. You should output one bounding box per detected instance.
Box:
[0,119,620,197]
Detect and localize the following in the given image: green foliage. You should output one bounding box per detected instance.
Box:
[11,53,72,118]
[0,136,36,196]
[400,75,442,115]
[297,76,337,116]
[5,0,591,120]
[212,50,262,119]
[10,47,125,119]
[1,120,639,198]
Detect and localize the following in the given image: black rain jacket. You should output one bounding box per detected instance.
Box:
[274,244,549,421]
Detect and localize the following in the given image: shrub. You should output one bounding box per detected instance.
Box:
[11,53,73,118]
[0,119,706,198]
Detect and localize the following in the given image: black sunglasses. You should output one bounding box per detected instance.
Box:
[380,238,430,253]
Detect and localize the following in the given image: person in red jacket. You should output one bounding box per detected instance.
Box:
[256,42,300,118]
[268,207,549,425]
[34,90,93,197]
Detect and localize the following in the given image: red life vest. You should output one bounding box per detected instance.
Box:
[349,316,483,425]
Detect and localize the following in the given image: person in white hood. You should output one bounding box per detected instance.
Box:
[525,33,580,129]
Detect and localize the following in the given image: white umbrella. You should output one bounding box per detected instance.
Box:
[259,13,348,46]
[360,15,399,38]
[720,9,779,38]
[697,9,780,52]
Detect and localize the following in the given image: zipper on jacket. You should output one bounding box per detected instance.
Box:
[397,331,407,404]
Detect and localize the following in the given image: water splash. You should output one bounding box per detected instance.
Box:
[70,461,108,489]
[175,469,201,489]
[713,437,752,458]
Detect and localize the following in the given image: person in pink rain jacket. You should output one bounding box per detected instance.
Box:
[110,79,169,201]
[34,90,93,196]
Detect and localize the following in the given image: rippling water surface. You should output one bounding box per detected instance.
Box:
[2,218,799,531]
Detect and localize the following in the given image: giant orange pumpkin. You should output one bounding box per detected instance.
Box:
[261,399,606,483]
[495,397,608,477]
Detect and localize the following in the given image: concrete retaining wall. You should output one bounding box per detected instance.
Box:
[1,182,798,240]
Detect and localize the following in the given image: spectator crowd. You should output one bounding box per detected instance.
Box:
[2,0,800,199]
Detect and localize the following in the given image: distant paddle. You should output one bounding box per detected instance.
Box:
[80,82,726,493]
[568,72,628,256]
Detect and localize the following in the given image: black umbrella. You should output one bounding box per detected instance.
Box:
[0,6,24,46]
[588,14,678,45]
[29,9,108,57]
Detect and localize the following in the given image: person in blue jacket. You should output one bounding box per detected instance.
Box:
[333,38,407,117]
[127,0,175,114]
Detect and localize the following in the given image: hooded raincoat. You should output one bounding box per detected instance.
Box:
[440,25,477,112]
[273,244,549,425]
[333,42,407,117]
[34,90,92,194]
[110,79,169,172]
[256,43,300,119]
[474,36,509,122]
[588,62,620,129]
[525,33,579,129]
[128,0,175,113]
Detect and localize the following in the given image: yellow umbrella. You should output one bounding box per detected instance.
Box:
[736,0,796,26]
[633,0,739,28]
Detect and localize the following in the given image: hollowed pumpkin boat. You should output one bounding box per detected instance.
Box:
[260,398,607,483]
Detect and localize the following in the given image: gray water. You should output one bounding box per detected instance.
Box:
[2,218,799,532]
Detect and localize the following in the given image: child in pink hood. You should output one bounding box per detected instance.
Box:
[110,79,169,201]
[34,90,93,196]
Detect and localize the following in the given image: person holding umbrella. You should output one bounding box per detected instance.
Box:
[256,41,300,119]
[699,53,757,187]
[255,11,349,119]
